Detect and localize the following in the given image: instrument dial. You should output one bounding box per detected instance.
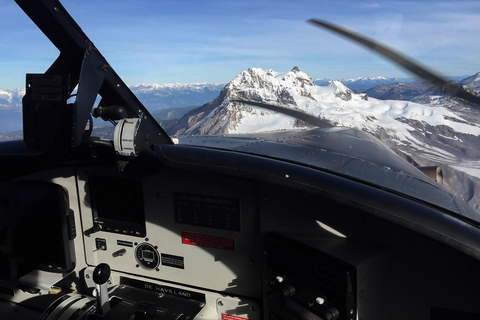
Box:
[135,243,160,270]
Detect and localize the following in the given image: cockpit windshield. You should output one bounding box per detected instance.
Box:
[1,0,480,220]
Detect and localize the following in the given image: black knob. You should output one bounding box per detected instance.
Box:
[323,307,340,320]
[93,263,111,285]
[281,285,296,297]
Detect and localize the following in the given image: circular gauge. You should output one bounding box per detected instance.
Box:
[135,243,160,270]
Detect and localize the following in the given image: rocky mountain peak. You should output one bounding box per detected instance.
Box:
[282,66,315,87]
[170,67,323,136]
[226,67,319,109]
[227,67,314,93]
[228,68,275,93]
[327,80,353,101]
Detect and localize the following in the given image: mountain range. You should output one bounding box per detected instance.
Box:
[314,75,468,90]
[0,84,226,134]
[169,68,480,137]
[130,83,225,112]
[315,76,416,90]
[168,67,480,212]
[1,74,473,134]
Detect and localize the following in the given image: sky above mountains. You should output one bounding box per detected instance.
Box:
[1,0,480,89]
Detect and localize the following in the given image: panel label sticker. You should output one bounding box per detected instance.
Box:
[120,277,206,302]
[117,240,133,247]
[222,314,250,320]
[182,231,236,251]
[161,253,185,269]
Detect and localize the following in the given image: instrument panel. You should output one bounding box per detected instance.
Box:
[78,166,263,299]
[1,157,480,319]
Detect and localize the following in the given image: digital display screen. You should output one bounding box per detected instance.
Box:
[89,175,146,236]
[142,250,154,262]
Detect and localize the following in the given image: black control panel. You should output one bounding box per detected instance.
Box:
[263,233,384,320]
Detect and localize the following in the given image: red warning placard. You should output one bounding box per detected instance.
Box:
[222,314,249,320]
[182,231,236,251]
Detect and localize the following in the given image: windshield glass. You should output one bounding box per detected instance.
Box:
[2,1,480,217]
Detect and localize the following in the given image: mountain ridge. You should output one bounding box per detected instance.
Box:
[314,75,470,90]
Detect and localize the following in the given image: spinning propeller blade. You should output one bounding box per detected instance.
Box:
[308,18,480,106]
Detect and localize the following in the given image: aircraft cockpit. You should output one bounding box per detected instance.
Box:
[1,1,480,320]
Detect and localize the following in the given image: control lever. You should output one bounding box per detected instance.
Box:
[93,263,111,316]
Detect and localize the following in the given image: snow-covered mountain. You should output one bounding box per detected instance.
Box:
[169,67,480,211]
[170,67,480,138]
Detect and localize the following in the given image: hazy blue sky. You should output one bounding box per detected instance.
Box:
[1,0,480,89]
